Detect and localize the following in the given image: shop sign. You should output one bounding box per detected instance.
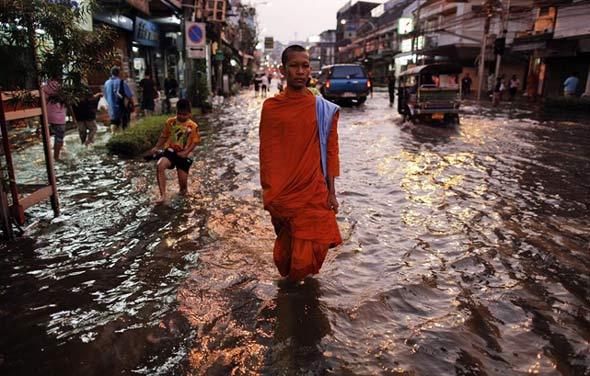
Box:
[264,37,274,51]
[94,11,133,31]
[185,22,207,59]
[126,0,149,15]
[134,17,159,47]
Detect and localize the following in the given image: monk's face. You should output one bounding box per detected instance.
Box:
[281,51,311,90]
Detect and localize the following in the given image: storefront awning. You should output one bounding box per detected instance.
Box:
[511,41,546,52]
[420,44,480,62]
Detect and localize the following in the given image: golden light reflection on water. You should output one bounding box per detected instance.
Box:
[376,148,500,236]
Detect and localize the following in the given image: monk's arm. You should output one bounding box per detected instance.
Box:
[259,106,273,191]
[327,112,340,212]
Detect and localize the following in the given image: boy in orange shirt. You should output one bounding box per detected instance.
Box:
[148,99,200,203]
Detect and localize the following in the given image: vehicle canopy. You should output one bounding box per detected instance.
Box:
[398,63,462,78]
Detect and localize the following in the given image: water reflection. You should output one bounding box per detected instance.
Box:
[272,278,331,371]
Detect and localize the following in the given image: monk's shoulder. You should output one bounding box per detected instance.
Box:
[261,93,285,114]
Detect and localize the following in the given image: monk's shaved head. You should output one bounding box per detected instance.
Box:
[281,45,307,66]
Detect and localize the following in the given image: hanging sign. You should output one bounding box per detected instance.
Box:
[186,22,207,59]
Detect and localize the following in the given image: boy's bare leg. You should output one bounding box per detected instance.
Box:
[156,157,172,203]
[54,141,63,161]
[177,169,188,195]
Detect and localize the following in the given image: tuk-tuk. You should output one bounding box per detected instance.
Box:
[397,63,462,124]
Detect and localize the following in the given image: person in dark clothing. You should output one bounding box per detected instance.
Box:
[139,73,157,116]
[387,73,396,106]
[164,75,178,114]
[461,73,472,98]
[493,74,505,106]
[73,85,102,145]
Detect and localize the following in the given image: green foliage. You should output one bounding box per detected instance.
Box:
[106,115,169,157]
[544,96,590,112]
[0,0,116,106]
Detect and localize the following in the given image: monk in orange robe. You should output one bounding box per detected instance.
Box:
[259,45,342,282]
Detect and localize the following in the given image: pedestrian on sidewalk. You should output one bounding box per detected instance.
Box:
[42,76,67,161]
[103,66,135,131]
[139,72,157,116]
[259,45,342,283]
[509,74,520,101]
[461,73,472,98]
[164,74,178,113]
[254,74,261,97]
[387,73,396,106]
[73,83,101,146]
[487,72,495,99]
[493,74,505,106]
[563,72,579,97]
[148,99,200,204]
[261,74,269,97]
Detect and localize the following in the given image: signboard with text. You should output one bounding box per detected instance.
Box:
[134,17,159,47]
[186,22,207,59]
[264,37,274,51]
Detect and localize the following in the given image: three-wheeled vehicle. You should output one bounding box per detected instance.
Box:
[397,63,462,124]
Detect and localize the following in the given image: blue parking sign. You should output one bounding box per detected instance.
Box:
[186,22,206,47]
[188,25,203,44]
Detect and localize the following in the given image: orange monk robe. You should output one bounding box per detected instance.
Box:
[259,87,342,281]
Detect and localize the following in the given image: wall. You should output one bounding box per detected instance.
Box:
[544,56,590,97]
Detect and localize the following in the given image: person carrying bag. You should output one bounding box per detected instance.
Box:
[103,66,135,131]
[117,78,134,129]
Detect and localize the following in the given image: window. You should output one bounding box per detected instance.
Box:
[331,65,366,78]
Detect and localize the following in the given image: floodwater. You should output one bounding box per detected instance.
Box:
[0,91,589,375]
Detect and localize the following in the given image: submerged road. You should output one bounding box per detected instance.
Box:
[1,91,589,375]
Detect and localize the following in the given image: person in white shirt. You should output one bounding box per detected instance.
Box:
[261,74,269,97]
[509,75,520,101]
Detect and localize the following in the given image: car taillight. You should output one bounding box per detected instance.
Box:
[326,80,331,89]
[367,80,371,88]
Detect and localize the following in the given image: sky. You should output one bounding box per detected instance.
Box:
[251,0,388,44]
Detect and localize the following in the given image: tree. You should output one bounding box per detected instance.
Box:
[0,0,117,106]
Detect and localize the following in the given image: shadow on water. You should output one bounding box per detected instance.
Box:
[269,278,331,373]
[398,119,460,145]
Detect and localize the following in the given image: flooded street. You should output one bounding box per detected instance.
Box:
[1,91,589,375]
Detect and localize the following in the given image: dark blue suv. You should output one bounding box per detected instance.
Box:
[318,64,371,105]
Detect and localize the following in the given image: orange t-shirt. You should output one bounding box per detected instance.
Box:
[161,117,201,152]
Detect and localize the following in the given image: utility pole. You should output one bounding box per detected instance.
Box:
[477,0,493,101]
[494,0,511,82]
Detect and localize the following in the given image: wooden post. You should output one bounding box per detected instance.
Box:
[477,13,492,101]
[0,98,21,213]
[37,88,60,217]
[0,105,14,239]
[27,10,60,218]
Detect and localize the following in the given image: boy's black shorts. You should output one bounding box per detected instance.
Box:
[160,149,193,173]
